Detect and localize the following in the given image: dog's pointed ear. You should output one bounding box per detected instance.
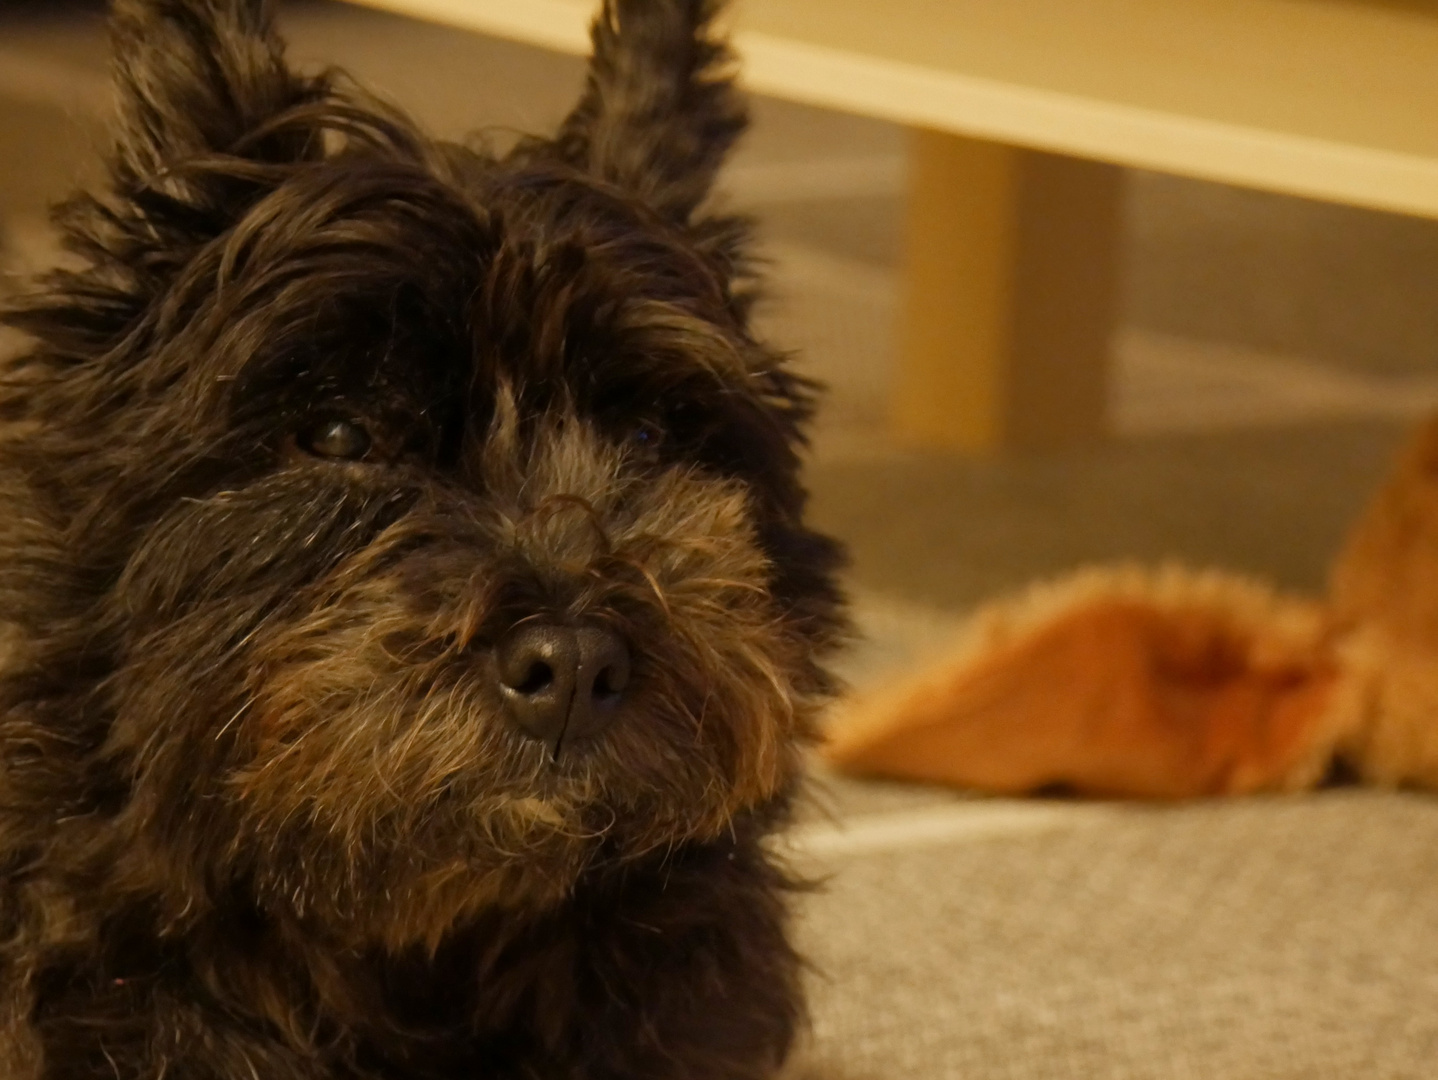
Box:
[555,0,747,221]
[109,0,318,179]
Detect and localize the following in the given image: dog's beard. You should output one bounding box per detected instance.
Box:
[102,417,820,951]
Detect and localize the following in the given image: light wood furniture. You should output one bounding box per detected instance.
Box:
[345,0,1438,452]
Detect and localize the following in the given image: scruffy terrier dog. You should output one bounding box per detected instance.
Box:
[0,1,845,1076]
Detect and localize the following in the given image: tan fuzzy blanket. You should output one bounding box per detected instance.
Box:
[826,416,1438,797]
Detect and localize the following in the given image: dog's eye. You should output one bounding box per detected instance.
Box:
[302,419,373,461]
[633,421,665,452]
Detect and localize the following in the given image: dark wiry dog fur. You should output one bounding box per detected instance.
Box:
[0,1,846,1076]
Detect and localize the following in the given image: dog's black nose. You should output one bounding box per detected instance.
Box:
[496,623,630,754]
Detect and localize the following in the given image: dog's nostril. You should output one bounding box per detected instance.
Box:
[515,661,554,696]
[586,635,631,706]
[593,667,621,700]
[496,627,572,699]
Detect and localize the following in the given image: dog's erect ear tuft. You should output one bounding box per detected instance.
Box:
[109,0,319,179]
[555,0,747,221]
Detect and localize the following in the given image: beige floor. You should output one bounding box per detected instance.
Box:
[4,3,1438,1077]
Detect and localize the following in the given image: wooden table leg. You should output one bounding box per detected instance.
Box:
[894,128,1125,453]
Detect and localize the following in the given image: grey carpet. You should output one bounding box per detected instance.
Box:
[790,790,1438,1080]
[806,421,1408,610]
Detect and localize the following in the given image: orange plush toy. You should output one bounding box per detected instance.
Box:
[825,417,1438,798]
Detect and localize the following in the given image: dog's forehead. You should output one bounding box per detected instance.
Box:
[473,163,741,336]
[224,152,754,407]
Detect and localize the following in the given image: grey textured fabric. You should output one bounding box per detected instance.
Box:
[789,791,1438,1080]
